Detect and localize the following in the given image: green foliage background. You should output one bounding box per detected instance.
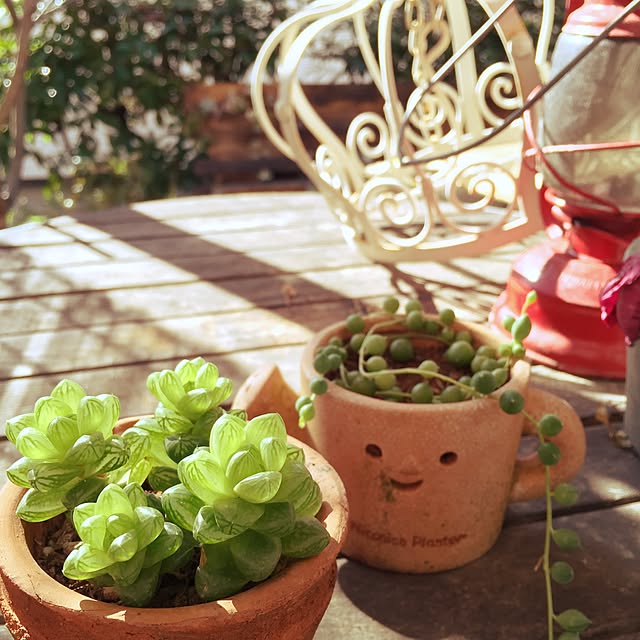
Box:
[0,0,288,220]
[0,0,564,225]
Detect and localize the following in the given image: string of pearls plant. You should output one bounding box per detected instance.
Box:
[296,293,590,640]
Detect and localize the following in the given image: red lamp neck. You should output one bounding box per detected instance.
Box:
[563,0,640,37]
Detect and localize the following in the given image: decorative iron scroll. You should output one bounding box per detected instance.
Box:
[251,0,555,261]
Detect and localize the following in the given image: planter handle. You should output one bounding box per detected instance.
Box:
[509,387,587,502]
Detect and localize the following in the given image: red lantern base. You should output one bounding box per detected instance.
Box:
[490,235,627,379]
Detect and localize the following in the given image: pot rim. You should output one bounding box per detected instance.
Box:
[0,432,348,622]
[301,315,530,412]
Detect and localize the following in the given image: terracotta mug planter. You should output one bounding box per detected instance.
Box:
[296,318,586,574]
[0,418,349,640]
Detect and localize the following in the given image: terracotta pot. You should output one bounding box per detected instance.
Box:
[298,317,586,573]
[0,418,348,640]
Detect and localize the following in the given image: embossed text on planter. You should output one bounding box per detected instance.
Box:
[350,521,468,548]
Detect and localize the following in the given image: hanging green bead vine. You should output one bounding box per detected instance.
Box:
[296,292,590,639]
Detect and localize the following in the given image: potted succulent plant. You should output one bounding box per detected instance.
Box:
[0,0,292,225]
[0,357,348,640]
[234,294,591,640]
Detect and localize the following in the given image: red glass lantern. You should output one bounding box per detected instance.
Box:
[491,0,640,378]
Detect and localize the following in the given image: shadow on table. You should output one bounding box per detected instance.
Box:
[0,199,533,418]
[324,501,640,640]
[75,203,521,324]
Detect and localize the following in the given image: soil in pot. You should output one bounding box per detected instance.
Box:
[30,514,292,608]
[31,515,200,607]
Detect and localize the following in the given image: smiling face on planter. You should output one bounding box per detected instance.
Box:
[300,327,533,572]
[297,298,586,574]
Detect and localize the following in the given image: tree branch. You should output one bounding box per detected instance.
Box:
[2,80,27,220]
[4,0,19,26]
[0,0,37,223]
[0,0,37,128]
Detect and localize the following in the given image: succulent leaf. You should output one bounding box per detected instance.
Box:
[142,522,184,568]
[164,434,200,464]
[213,497,265,535]
[120,427,152,466]
[249,501,296,537]
[292,479,323,517]
[63,432,106,467]
[281,516,330,558]
[210,377,233,406]
[107,513,135,538]
[175,358,200,384]
[28,462,79,492]
[275,460,312,501]
[124,484,148,509]
[50,379,86,411]
[155,409,193,435]
[108,530,140,563]
[146,372,176,410]
[555,609,591,633]
[209,413,247,467]
[156,370,186,409]
[76,397,107,435]
[244,413,287,448]
[46,416,81,454]
[16,487,67,522]
[126,458,154,486]
[96,484,135,519]
[259,437,288,471]
[113,565,161,607]
[147,465,180,492]
[134,506,165,549]
[130,416,163,433]
[107,548,146,586]
[95,394,120,436]
[192,407,224,443]
[176,389,215,421]
[63,545,113,579]
[158,530,197,574]
[73,502,97,531]
[229,529,281,582]
[93,437,129,474]
[286,443,305,463]
[78,514,109,548]
[195,362,219,389]
[226,446,264,486]
[178,449,227,504]
[193,506,236,543]
[5,414,36,445]
[162,483,205,531]
[6,457,36,488]
[63,478,107,512]
[34,396,74,431]
[233,471,282,504]
[15,427,59,460]
[196,544,248,601]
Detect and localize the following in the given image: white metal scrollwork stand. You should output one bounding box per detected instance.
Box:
[251,0,557,262]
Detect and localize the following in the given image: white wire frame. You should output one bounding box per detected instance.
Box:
[251,0,556,262]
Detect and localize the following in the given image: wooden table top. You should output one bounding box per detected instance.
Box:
[0,191,637,639]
